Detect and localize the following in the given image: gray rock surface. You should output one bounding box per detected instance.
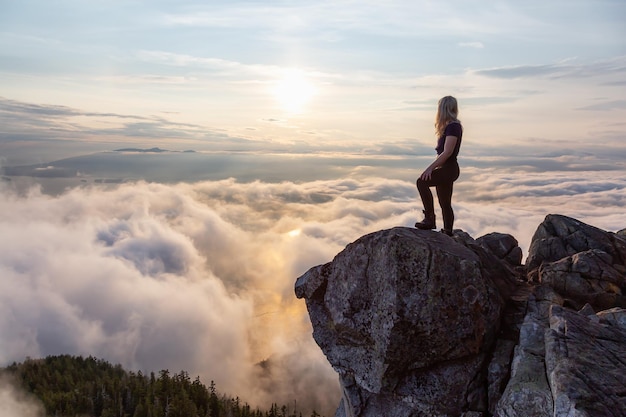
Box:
[296,227,514,416]
[526,214,626,282]
[546,305,626,416]
[296,215,626,417]
[539,249,626,310]
[528,214,626,310]
[497,215,626,417]
[493,286,562,417]
[476,232,523,267]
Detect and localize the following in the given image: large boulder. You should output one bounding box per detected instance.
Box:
[493,285,562,417]
[476,232,523,267]
[526,214,626,280]
[295,227,516,416]
[526,214,626,310]
[546,305,626,416]
[295,215,626,417]
[495,215,626,416]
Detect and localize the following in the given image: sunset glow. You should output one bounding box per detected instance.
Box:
[272,69,317,114]
[1,1,625,416]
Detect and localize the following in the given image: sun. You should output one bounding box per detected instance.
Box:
[287,229,301,237]
[272,69,316,114]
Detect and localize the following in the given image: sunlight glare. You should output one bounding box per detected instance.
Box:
[272,69,316,114]
[287,229,302,237]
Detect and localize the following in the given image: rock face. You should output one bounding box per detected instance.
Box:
[526,214,626,286]
[496,214,626,417]
[295,215,626,417]
[295,227,517,416]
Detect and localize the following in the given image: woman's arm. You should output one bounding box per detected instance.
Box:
[419,136,458,180]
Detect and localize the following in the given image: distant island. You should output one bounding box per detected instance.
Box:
[113,147,168,153]
[112,147,196,153]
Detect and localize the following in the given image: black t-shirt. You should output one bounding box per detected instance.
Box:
[435,121,462,161]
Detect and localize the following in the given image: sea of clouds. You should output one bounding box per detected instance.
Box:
[1,165,625,416]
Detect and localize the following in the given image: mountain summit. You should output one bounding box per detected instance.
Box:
[295,215,626,417]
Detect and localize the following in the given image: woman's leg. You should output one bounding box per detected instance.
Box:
[415,178,436,229]
[416,162,459,231]
[436,182,454,232]
[416,178,435,216]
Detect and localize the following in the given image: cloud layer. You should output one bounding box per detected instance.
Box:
[0,375,44,417]
[1,168,625,415]
[2,1,625,413]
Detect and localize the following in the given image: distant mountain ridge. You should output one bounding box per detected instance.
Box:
[0,149,232,182]
[113,147,196,153]
[114,147,169,152]
[0,150,360,186]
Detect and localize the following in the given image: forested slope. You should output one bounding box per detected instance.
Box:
[2,355,322,417]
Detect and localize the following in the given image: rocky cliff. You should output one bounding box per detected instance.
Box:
[295,214,626,417]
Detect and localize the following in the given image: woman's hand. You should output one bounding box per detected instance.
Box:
[420,136,458,181]
[420,167,434,181]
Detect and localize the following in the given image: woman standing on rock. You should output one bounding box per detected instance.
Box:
[415,96,462,236]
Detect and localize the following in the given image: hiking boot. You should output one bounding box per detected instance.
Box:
[440,228,453,236]
[415,211,436,230]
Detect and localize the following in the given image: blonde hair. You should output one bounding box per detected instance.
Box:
[435,96,459,137]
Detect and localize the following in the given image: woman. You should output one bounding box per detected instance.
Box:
[415,96,462,236]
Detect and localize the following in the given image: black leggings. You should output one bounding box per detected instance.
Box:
[416,161,460,231]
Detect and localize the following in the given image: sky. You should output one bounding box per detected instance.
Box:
[1,0,625,162]
[1,1,626,416]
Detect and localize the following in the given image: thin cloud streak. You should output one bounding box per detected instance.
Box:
[577,99,626,111]
[473,56,626,79]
